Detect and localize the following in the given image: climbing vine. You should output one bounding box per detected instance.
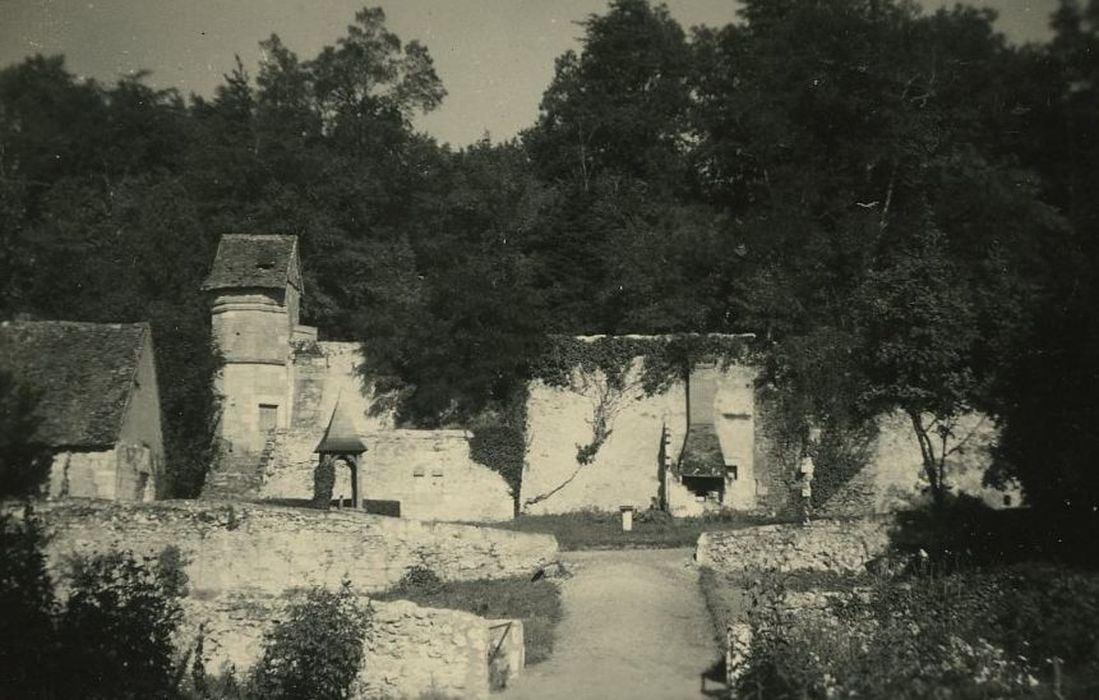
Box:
[312,456,336,509]
[531,335,754,467]
[468,390,529,516]
[436,334,755,511]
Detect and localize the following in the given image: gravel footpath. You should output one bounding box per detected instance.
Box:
[503,548,724,700]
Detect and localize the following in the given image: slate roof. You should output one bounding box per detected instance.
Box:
[315,396,367,454]
[677,424,727,478]
[0,320,150,448]
[201,234,301,292]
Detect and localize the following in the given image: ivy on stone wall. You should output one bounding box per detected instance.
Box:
[530,334,754,396]
[468,392,528,516]
[531,334,754,468]
[312,457,335,510]
[809,420,879,511]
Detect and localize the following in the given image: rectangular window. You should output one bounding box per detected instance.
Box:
[413,465,426,477]
[259,404,278,434]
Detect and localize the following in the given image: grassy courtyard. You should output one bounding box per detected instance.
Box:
[487,509,796,550]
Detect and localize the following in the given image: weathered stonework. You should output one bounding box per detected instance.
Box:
[696,519,892,574]
[179,594,514,699]
[34,500,557,596]
[817,411,1019,516]
[1,320,164,502]
[255,341,515,521]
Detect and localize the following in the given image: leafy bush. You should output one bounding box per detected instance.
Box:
[251,581,370,700]
[56,546,189,699]
[399,564,443,592]
[312,456,336,509]
[0,370,50,497]
[738,569,1043,699]
[0,506,57,697]
[733,560,1099,699]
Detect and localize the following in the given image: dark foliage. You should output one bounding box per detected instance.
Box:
[0,507,57,697]
[251,581,370,700]
[57,548,189,699]
[0,370,49,497]
[312,456,337,509]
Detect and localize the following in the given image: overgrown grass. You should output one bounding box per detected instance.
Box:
[373,576,563,665]
[698,566,743,648]
[487,509,796,550]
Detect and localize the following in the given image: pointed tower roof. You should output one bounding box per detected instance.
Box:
[314,395,367,454]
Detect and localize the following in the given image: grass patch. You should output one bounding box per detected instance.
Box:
[373,576,562,665]
[698,566,743,647]
[487,510,796,550]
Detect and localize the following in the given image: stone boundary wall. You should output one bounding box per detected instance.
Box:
[34,500,557,597]
[696,518,891,574]
[180,594,512,700]
[488,618,526,689]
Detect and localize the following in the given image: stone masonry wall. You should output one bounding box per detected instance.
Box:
[522,369,683,514]
[179,595,501,699]
[522,361,768,515]
[696,518,892,574]
[259,342,514,521]
[47,450,117,500]
[818,411,1019,517]
[35,500,557,597]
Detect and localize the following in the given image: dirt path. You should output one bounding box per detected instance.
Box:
[503,548,724,700]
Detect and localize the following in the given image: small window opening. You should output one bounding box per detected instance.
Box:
[256,250,277,269]
[259,404,278,433]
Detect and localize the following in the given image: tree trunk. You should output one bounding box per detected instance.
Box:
[908,410,946,509]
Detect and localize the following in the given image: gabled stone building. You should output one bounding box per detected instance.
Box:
[0,320,164,500]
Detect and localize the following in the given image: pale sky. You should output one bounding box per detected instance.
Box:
[0,0,1059,147]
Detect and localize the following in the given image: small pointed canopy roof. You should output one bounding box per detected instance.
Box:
[314,395,366,454]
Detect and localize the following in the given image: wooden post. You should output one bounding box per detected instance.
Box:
[351,455,362,509]
[1053,656,1064,699]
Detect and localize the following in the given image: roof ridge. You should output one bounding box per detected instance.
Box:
[112,324,151,449]
[1,319,149,330]
[222,233,298,240]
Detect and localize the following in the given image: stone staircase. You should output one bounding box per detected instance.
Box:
[201,434,278,500]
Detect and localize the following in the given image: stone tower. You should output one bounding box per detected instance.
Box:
[202,234,312,457]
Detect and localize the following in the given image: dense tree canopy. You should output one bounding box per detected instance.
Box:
[0,2,1095,515]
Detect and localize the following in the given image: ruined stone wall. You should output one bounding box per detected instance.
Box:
[46,450,117,499]
[35,500,557,596]
[522,368,684,514]
[817,411,1017,517]
[179,595,501,699]
[259,342,513,521]
[521,362,763,515]
[695,519,892,574]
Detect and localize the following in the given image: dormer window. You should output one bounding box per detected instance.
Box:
[256,250,277,269]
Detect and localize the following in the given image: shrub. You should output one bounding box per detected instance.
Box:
[737,569,1043,699]
[56,547,189,699]
[399,564,443,592]
[0,506,57,697]
[251,581,370,700]
[312,456,336,509]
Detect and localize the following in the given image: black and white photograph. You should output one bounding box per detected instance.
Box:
[1,0,1097,697]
